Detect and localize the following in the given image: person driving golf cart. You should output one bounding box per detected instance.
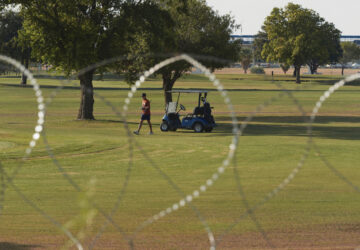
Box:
[192,96,213,122]
[201,97,214,124]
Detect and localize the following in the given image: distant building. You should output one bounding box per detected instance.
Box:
[341,36,360,43]
[231,35,360,45]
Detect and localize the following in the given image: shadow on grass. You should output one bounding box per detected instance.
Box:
[217,115,360,124]
[208,115,360,141]
[315,79,360,86]
[92,115,360,141]
[3,82,359,93]
[95,119,139,125]
[0,242,42,250]
[340,79,360,86]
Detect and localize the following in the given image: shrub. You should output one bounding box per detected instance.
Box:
[250,66,265,74]
[280,63,290,74]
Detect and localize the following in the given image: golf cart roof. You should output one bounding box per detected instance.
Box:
[167,90,209,93]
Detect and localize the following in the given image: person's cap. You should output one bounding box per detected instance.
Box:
[142,93,146,97]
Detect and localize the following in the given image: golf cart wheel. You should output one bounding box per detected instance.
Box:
[160,122,169,132]
[193,122,204,133]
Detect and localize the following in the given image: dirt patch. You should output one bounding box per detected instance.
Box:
[217,224,360,249]
[85,224,360,249]
[0,235,66,250]
[4,224,359,250]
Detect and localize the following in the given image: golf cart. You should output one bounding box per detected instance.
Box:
[160,90,216,133]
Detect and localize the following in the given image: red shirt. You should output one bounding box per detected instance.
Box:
[142,99,150,115]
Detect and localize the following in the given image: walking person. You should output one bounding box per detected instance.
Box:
[133,93,153,135]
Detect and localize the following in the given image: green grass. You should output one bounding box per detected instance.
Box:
[1,73,360,249]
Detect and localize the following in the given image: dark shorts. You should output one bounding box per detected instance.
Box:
[141,114,151,121]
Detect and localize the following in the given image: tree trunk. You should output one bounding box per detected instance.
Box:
[20,47,31,85]
[295,66,301,84]
[310,67,314,74]
[77,70,95,120]
[163,77,173,104]
[341,66,344,76]
[21,56,29,85]
[293,68,296,77]
[314,65,318,74]
[310,64,318,74]
[162,71,182,105]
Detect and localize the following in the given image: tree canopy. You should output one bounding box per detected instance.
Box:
[239,47,252,74]
[253,29,267,62]
[0,9,31,84]
[1,0,173,119]
[154,0,241,104]
[16,1,172,74]
[261,3,341,83]
[0,0,241,117]
[0,10,22,59]
[306,21,342,74]
[340,42,360,75]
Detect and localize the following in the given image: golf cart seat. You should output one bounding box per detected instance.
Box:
[167,113,178,120]
[193,106,204,116]
[166,102,177,114]
[203,102,215,124]
[203,102,211,115]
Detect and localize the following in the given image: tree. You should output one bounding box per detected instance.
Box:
[306,22,342,74]
[239,48,252,74]
[253,28,267,62]
[280,63,290,74]
[154,0,241,104]
[340,42,360,75]
[0,10,32,84]
[16,26,31,85]
[0,10,21,57]
[262,3,341,83]
[0,10,22,70]
[2,0,173,119]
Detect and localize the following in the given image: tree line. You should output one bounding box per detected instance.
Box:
[0,0,241,120]
[1,1,359,120]
[241,3,360,83]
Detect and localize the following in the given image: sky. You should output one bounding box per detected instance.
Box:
[206,0,360,35]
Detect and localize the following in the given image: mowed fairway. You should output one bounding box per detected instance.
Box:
[1,73,360,249]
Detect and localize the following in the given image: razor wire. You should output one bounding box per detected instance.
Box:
[0,53,269,249]
[0,53,360,249]
[217,74,360,246]
[37,54,219,249]
[0,54,84,250]
[0,54,237,250]
[229,81,311,248]
[310,74,360,194]
[38,54,239,249]
[217,82,311,245]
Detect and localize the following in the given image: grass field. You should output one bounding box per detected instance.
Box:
[1,72,360,249]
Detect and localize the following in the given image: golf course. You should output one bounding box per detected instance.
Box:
[1,71,360,249]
